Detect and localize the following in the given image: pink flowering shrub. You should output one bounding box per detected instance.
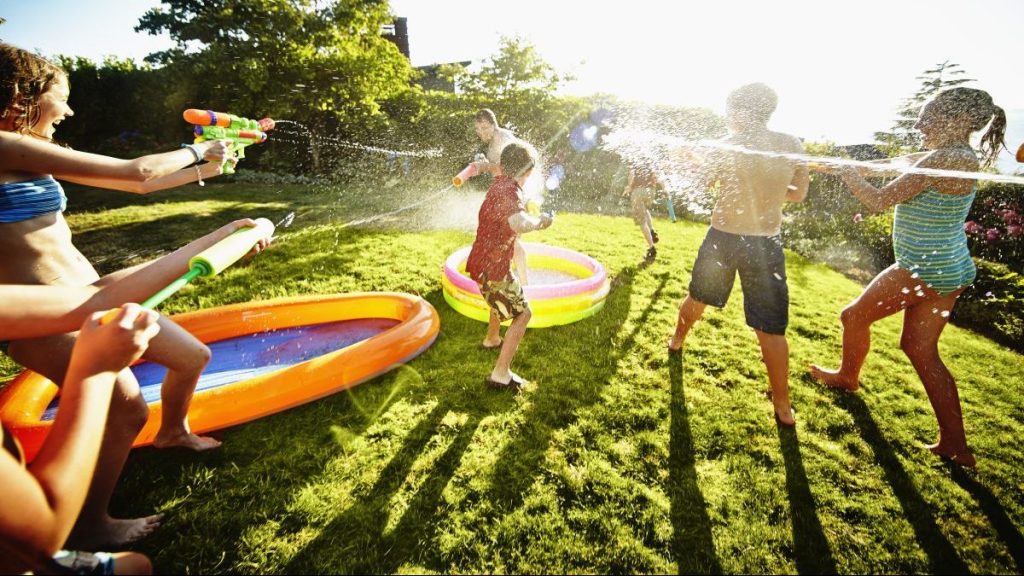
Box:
[966,183,1024,268]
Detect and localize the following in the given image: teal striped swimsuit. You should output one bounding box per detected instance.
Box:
[892,189,976,295]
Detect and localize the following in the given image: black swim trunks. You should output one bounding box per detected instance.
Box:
[688,227,789,335]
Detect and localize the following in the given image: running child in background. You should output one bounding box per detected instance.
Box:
[622,160,661,261]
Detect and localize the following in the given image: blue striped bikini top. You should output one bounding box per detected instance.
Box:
[0,176,67,223]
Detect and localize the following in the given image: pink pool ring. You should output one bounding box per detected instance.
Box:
[441,242,609,327]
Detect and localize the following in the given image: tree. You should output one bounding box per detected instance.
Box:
[874,61,974,155]
[439,36,577,141]
[56,56,174,155]
[136,0,417,170]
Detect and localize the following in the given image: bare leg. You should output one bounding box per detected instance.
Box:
[111,552,153,575]
[8,335,161,549]
[900,290,974,467]
[810,264,925,391]
[755,330,795,426]
[490,307,532,384]
[668,296,706,351]
[146,317,220,451]
[640,211,655,248]
[514,240,529,285]
[482,309,502,348]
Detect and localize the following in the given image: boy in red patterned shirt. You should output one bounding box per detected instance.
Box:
[466,142,554,391]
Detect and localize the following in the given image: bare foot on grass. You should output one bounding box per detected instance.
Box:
[153,431,222,451]
[774,406,796,427]
[927,442,976,468]
[667,336,684,352]
[67,514,162,549]
[808,364,859,392]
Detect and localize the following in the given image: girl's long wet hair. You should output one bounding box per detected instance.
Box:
[0,43,66,136]
[934,87,1007,168]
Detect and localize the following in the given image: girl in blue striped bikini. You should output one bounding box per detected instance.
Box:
[810,87,1006,468]
[0,42,270,549]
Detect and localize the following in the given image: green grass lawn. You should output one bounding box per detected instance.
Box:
[4,179,1023,574]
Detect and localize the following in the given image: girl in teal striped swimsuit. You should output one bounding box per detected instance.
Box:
[810,87,1007,468]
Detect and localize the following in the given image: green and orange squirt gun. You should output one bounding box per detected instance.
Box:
[183,109,276,175]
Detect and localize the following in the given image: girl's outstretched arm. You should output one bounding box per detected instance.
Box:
[0,131,232,188]
[839,148,975,211]
[61,161,226,194]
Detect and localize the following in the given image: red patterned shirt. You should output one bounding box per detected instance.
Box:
[466,175,523,282]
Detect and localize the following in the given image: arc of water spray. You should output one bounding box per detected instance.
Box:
[605,129,1024,186]
[273,120,442,158]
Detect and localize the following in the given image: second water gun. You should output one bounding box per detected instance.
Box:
[453,153,487,187]
[100,219,275,323]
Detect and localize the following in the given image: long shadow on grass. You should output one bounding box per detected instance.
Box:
[948,466,1024,572]
[834,393,970,574]
[281,402,481,574]
[282,270,645,573]
[485,270,652,514]
[668,352,722,574]
[113,364,425,573]
[777,427,838,574]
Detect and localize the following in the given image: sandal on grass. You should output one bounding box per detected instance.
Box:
[485,373,527,392]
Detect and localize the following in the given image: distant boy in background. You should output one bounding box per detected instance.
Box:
[667,83,809,426]
[473,109,537,284]
[466,142,554,391]
[622,161,661,261]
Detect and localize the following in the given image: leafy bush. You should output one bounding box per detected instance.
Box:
[952,259,1024,352]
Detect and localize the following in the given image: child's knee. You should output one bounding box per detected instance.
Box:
[900,334,936,362]
[178,341,212,373]
[113,376,149,431]
[839,305,861,327]
[518,306,533,322]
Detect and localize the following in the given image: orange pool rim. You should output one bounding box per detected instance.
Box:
[0,292,440,463]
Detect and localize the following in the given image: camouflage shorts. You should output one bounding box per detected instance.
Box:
[478,272,528,322]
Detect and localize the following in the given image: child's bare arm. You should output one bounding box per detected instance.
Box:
[508,211,554,234]
[94,219,271,287]
[0,305,159,572]
[785,139,811,202]
[838,149,974,211]
[62,161,226,194]
[0,132,232,187]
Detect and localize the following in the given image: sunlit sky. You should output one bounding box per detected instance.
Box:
[2,0,1022,169]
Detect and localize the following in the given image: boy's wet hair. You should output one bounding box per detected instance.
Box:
[727,82,777,124]
[0,43,66,134]
[500,142,537,179]
[475,108,498,126]
[932,87,1007,168]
